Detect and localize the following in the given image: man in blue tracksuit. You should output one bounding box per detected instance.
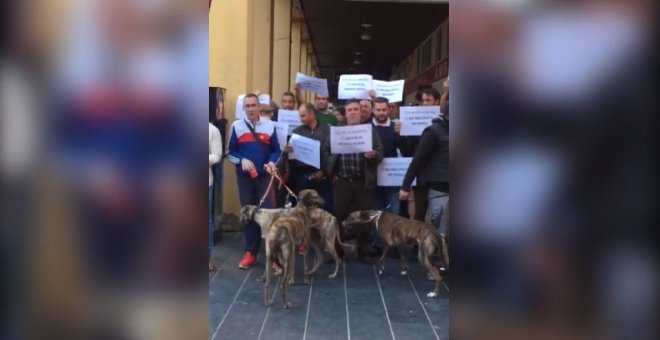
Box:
[227,93,281,269]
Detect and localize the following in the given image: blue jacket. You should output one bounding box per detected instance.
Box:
[227,119,281,177]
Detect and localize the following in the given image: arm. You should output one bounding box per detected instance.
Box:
[225,124,243,165]
[294,84,305,105]
[268,129,281,164]
[401,129,436,191]
[366,127,384,165]
[209,127,222,165]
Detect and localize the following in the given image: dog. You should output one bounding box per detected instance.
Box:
[342,210,449,298]
[264,206,312,309]
[296,190,355,279]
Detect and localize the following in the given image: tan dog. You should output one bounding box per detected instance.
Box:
[297,190,355,279]
[264,206,311,309]
[342,210,449,298]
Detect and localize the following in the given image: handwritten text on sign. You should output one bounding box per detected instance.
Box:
[399,106,441,136]
[373,79,405,103]
[289,134,321,169]
[296,72,329,97]
[277,109,302,134]
[330,124,373,154]
[338,74,373,100]
[377,157,416,187]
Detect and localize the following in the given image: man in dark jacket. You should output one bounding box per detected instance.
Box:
[330,99,384,260]
[282,102,334,212]
[400,116,449,234]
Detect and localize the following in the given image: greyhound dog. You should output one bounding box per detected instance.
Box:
[264,206,312,309]
[342,210,449,298]
[296,190,355,279]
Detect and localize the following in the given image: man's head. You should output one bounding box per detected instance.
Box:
[243,93,260,121]
[388,102,399,119]
[421,88,441,106]
[373,97,390,124]
[281,91,296,110]
[315,94,329,111]
[334,106,346,125]
[298,102,317,127]
[345,99,362,125]
[259,104,273,120]
[359,99,372,122]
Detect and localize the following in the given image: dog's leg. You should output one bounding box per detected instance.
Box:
[420,243,443,298]
[378,244,391,276]
[303,250,311,285]
[441,234,449,268]
[306,240,324,276]
[397,246,409,275]
[264,254,273,306]
[327,237,342,279]
[281,245,294,310]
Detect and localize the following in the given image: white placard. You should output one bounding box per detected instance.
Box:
[235,94,271,121]
[295,72,329,97]
[373,79,405,103]
[399,106,441,136]
[289,134,321,169]
[338,74,373,100]
[258,94,271,105]
[277,109,302,134]
[377,157,416,187]
[330,124,373,154]
[273,122,289,151]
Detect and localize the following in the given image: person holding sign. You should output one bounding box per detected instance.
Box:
[399,111,449,237]
[280,103,334,213]
[226,94,281,270]
[329,99,384,261]
[295,84,338,126]
[402,87,443,222]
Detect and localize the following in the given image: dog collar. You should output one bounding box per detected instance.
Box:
[373,211,384,231]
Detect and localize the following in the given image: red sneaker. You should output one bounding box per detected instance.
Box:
[298,244,307,255]
[238,251,256,269]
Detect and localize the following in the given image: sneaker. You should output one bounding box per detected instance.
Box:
[238,252,256,269]
[298,244,307,255]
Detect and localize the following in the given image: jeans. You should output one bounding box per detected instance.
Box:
[208,186,214,255]
[237,173,277,255]
[428,189,449,234]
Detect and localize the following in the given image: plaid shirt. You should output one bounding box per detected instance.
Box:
[338,153,364,178]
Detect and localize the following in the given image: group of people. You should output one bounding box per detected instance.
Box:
[208,79,449,272]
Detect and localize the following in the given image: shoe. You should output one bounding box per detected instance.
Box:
[238,252,256,269]
[298,244,307,255]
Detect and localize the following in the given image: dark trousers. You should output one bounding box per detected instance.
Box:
[237,173,276,255]
[208,186,214,256]
[334,178,373,257]
[413,186,429,222]
[291,171,334,214]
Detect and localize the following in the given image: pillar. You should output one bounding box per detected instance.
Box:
[289,21,301,93]
[271,0,292,100]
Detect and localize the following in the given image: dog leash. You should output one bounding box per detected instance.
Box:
[257,174,277,208]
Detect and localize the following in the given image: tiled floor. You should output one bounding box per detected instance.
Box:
[209,232,449,340]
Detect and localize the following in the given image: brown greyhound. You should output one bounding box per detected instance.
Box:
[342,210,449,298]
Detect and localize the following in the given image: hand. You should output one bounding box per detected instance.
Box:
[283,144,293,153]
[443,77,449,91]
[310,171,325,182]
[364,150,375,159]
[368,89,377,98]
[394,122,401,135]
[264,162,277,174]
[241,158,255,172]
[399,190,411,200]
